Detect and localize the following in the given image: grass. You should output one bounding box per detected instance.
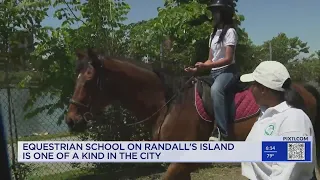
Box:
[28,169,94,180]
[7,132,73,144]
[27,164,250,180]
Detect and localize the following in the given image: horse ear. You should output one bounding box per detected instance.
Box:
[75,49,86,61]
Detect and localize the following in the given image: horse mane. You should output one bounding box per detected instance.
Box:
[104,55,193,102]
[153,68,193,102]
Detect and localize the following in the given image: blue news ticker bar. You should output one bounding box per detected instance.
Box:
[262,141,311,162]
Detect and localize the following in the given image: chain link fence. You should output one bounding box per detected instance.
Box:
[2,84,93,179]
[2,70,166,180]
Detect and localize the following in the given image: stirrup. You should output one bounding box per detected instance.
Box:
[209,127,221,141]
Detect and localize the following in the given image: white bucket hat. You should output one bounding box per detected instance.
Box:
[240,61,290,92]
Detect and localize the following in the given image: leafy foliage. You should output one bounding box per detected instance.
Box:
[128,0,255,76]
[287,52,320,83]
[254,33,310,64]
[0,0,50,71]
[251,32,318,83]
[23,0,131,123]
[128,1,213,65]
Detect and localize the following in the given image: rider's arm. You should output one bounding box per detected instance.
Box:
[205,28,237,69]
[203,48,214,65]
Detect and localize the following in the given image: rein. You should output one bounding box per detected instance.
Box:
[125,75,195,126]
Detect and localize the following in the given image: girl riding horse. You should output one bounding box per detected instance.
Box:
[185,0,238,141]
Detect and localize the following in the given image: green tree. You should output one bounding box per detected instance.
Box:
[0,0,50,76]
[128,0,255,74]
[287,49,320,83]
[254,33,309,65]
[287,59,320,83]
[252,33,315,83]
[25,0,131,123]
[128,1,212,66]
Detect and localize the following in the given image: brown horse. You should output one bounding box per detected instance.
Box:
[65,48,320,180]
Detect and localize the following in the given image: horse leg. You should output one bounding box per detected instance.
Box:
[162,163,198,180]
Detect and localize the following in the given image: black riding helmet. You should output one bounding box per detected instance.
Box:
[207,0,234,13]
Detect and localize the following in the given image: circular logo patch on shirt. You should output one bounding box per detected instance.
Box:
[264,124,275,136]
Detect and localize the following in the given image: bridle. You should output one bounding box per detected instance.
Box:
[69,58,106,125]
[69,99,90,109]
[69,99,94,123]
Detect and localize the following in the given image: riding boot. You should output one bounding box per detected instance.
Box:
[209,129,220,141]
[209,127,226,141]
[209,135,226,141]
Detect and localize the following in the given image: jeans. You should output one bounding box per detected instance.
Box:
[210,64,237,138]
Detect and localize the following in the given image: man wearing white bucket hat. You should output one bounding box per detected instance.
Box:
[240,61,317,180]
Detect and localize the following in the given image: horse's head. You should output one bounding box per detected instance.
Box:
[65,48,111,132]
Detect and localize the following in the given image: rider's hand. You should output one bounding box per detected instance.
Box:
[184,67,197,73]
[195,62,206,69]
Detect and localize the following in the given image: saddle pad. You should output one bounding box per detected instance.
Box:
[234,89,260,121]
[195,87,260,122]
[194,86,212,122]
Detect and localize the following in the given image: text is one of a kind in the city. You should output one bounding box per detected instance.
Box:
[17,136,312,163]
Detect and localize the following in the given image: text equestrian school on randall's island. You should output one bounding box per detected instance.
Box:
[18,141,244,163]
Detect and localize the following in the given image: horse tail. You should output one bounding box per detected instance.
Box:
[304,83,320,167]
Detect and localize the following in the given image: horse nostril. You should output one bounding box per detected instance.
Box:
[65,115,75,129]
[65,113,89,133]
[68,120,74,129]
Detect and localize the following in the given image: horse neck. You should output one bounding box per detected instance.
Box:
[103,58,166,120]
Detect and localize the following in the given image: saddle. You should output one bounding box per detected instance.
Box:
[194,74,260,123]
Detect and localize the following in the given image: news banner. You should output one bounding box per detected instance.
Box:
[17,136,312,163]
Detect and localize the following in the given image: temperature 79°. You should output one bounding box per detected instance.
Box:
[267,154,275,158]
